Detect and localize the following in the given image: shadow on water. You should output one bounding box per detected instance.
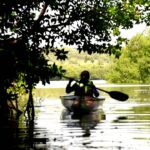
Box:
[0,115,49,149]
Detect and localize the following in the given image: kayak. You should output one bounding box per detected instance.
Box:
[60,95,105,114]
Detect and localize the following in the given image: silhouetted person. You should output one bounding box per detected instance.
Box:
[66,70,99,97]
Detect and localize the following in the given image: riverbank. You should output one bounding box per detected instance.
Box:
[35,80,107,88]
[35,80,150,88]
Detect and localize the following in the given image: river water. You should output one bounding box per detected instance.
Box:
[34,81,150,150]
[1,81,150,149]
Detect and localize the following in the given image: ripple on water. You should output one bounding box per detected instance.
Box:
[30,98,150,150]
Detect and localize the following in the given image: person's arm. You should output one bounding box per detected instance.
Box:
[92,85,99,97]
[66,78,75,93]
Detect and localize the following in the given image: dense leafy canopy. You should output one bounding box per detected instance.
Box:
[1,1,150,54]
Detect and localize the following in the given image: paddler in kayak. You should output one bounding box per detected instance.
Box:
[66,70,99,97]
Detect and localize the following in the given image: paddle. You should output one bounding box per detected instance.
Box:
[63,75,129,101]
[95,87,128,101]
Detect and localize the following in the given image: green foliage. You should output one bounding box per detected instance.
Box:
[106,29,150,83]
[0,0,150,113]
[49,47,114,80]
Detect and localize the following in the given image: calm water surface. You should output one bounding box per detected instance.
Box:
[1,83,150,150]
[33,83,150,150]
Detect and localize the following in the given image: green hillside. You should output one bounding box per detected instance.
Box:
[47,47,114,80]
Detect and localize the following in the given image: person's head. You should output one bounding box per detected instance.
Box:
[80,70,90,83]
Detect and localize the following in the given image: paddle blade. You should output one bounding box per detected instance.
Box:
[109,91,129,101]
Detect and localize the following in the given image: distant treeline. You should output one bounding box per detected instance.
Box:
[48,30,150,84]
[48,47,114,81]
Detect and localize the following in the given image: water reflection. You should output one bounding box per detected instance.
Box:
[1,85,150,149]
[0,117,49,149]
[60,109,106,137]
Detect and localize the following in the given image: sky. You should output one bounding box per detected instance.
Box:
[121,23,148,39]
